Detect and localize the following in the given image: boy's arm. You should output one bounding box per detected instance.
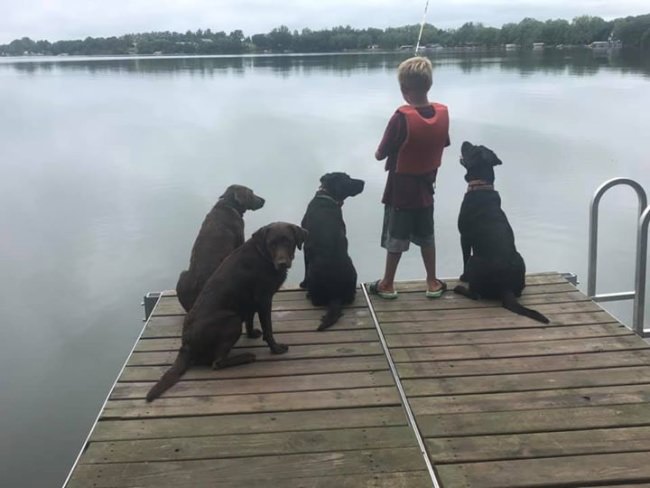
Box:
[375,112,403,161]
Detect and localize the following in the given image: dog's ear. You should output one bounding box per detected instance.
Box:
[252,224,270,255]
[479,146,502,166]
[232,186,254,207]
[461,141,474,157]
[291,225,309,250]
[319,173,335,188]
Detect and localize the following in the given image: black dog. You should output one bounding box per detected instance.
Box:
[176,185,265,313]
[454,141,549,324]
[146,222,308,402]
[300,172,365,330]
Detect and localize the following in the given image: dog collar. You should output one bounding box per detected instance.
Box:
[315,190,343,207]
[218,199,245,217]
[466,180,494,192]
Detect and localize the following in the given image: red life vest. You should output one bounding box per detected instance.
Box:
[395,103,449,175]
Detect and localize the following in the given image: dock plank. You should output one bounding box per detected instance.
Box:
[66,273,650,488]
[426,426,650,463]
[391,335,649,363]
[103,386,401,419]
[127,342,385,367]
[82,425,416,463]
[135,329,380,351]
[120,356,390,382]
[409,384,650,415]
[371,291,589,312]
[143,315,374,337]
[396,349,650,378]
[379,311,616,334]
[402,366,650,396]
[68,470,433,488]
[418,403,650,437]
[111,370,396,399]
[92,406,408,441]
[68,447,425,487]
[436,452,650,487]
[375,299,603,322]
[386,323,628,347]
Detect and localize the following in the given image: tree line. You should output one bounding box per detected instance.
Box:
[1,13,649,57]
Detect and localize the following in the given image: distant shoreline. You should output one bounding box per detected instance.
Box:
[2,14,648,57]
[0,44,627,62]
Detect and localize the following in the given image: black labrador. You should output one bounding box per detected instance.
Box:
[146,222,308,402]
[300,172,365,330]
[176,185,265,313]
[454,141,549,324]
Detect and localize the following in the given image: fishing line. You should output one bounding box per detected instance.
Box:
[414,0,431,55]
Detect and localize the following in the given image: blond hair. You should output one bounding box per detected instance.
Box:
[397,56,433,93]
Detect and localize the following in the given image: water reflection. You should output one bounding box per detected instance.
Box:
[2,49,649,77]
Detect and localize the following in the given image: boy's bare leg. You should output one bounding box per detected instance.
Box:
[379,252,402,292]
[421,245,443,291]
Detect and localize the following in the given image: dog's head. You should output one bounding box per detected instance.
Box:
[252,222,308,272]
[221,185,265,212]
[319,172,365,203]
[460,141,502,184]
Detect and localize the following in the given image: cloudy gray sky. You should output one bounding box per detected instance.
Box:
[1,0,648,43]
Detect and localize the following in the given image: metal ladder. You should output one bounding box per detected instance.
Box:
[588,177,650,338]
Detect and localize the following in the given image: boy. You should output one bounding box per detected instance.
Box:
[368,56,450,299]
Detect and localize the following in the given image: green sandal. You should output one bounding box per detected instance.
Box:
[425,280,447,299]
[367,280,398,299]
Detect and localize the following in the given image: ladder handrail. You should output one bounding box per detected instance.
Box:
[633,206,650,336]
[587,178,647,297]
[587,177,649,337]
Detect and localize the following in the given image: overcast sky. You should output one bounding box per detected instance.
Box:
[1,0,648,43]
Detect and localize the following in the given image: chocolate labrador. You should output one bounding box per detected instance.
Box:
[176,184,264,313]
[300,172,365,330]
[147,222,308,402]
[454,141,549,324]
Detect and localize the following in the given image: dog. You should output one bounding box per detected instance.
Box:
[176,184,265,313]
[300,172,365,331]
[454,141,549,324]
[146,222,308,402]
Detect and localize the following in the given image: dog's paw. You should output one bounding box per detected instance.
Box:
[247,328,262,339]
[269,342,289,354]
[299,281,307,289]
[459,273,468,282]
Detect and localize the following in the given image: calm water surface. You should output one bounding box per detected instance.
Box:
[1,51,649,487]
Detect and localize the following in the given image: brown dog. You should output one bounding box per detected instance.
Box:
[176,185,265,314]
[146,222,308,402]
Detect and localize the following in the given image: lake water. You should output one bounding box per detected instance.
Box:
[1,50,649,487]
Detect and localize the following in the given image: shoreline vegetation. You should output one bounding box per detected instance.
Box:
[1,14,649,57]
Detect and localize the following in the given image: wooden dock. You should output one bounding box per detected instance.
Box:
[65,272,650,487]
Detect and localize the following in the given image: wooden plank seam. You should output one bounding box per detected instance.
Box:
[361,282,443,488]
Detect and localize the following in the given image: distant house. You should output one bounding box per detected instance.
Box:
[532,42,544,50]
[399,44,414,50]
[505,44,518,51]
[589,41,610,49]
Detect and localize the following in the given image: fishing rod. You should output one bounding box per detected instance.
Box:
[414,0,430,55]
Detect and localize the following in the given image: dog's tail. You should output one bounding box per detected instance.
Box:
[501,289,549,324]
[146,346,191,402]
[318,299,343,331]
